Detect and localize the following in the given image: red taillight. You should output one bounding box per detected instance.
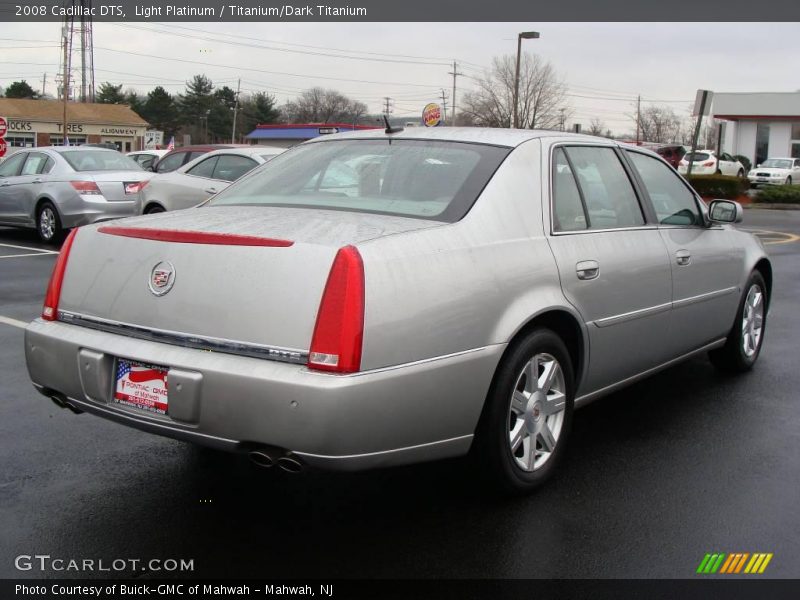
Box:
[124,181,149,194]
[702,161,715,167]
[42,228,78,321]
[308,246,364,373]
[70,181,101,195]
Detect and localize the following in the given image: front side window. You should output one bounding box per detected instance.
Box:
[208,140,510,223]
[551,146,644,232]
[0,152,27,177]
[627,151,701,226]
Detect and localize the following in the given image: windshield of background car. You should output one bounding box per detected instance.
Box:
[761,159,792,169]
[208,139,510,222]
[685,152,711,162]
[62,151,143,172]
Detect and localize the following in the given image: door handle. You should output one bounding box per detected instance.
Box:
[675,250,692,266]
[205,188,218,194]
[32,178,42,184]
[0,182,8,187]
[576,260,599,280]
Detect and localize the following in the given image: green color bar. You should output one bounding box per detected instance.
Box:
[697,554,712,574]
[710,553,727,573]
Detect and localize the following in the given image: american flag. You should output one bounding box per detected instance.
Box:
[167,136,175,150]
[116,361,168,385]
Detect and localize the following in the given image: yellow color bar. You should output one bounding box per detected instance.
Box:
[758,554,773,574]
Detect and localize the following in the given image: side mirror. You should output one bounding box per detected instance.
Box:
[708,199,743,224]
[756,164,761,168]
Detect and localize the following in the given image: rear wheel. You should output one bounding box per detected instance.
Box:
[786,177,792,186]
[475,328,574,493]
[737,169,744,178]
[37,201,63,244]
[709,271,767,373]
[145,204,165,215]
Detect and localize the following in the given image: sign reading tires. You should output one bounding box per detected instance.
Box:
[0,115,7,138]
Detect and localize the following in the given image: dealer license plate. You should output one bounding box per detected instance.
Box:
[113,359,169,415]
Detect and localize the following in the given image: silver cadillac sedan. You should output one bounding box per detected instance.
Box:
[24,128,771,492]
[0,146,152,243]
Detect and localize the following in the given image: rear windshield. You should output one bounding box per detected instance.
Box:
[685,152,711,162]
[761,159,792,169]
[208,139,510,222]
[62,150,143,172]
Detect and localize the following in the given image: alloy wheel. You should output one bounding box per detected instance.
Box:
[742,284,764,358]
[39,207,56,241]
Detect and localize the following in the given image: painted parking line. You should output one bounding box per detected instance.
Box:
[0,242,58,255]
[741,229,800,245]
[0,252,58,259]
[0,315,28,330]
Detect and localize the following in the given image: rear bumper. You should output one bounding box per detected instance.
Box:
[60,198,140,228]
[25,319,503,471]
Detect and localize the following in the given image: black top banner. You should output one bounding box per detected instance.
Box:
[0,0,799,22]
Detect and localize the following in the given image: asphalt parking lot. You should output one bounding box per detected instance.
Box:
[0,209,798,580]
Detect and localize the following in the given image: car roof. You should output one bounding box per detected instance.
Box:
[129,149,168,155]
[164,144,247,152]
[304,127,619,149]
[186,146,285,160]
[46,146,120,154]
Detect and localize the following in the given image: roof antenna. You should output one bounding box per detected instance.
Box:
[383,114,404,134]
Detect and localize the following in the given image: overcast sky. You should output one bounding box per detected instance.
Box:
[1,21,798,135]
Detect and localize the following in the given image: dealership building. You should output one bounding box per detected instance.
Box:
[0,98,148,152]
[714,92,800,166]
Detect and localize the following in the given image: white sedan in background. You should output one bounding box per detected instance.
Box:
[678,150,745,177]
[139,146,285,214]
[748,157,800,187]
[127,149,169,171]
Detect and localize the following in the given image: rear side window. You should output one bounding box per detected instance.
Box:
[187,156,218,178]
[627,151,701,226]
[156,152,186,173]
[212,155,257,182]
[685,152,711,162]
[21,153,50,175]
[552,146,644,232]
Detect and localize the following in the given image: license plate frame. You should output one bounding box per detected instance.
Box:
[113,358,170,415]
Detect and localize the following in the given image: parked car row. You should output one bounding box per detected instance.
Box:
[0,144,284,242]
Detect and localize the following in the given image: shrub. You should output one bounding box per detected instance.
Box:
[685,175,749,199]
[754,184,800,204]
[734,155,752,172]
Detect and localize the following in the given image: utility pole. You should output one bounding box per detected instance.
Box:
[440,89,449,124]
[383,96,393,117]
[635,95,641,144]
[41,73,46,97]
[448,60,463,126]
[559,108,566,132]
[231,78,241,143]
[61,26,71,144]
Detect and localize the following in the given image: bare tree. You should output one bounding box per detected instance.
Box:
[460,53,569,130]
[588,118,605,136]
[284,87,368,123]
[630,105,683,143]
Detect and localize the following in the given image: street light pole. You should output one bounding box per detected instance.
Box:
[513,31,539,129]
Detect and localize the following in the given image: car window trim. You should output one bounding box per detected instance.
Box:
[547,141,650,236]
[623,147,709,230]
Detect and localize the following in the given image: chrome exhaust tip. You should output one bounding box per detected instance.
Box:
[249,449,276,468]
[50,395,67,409]
[64,402,84,414]
[276,455,304,473]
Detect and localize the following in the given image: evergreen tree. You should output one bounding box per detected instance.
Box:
[96,82,125,104]
[5,80,39,99]
[141,86,179,139]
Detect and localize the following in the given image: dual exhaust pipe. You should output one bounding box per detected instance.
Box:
[249,449,304,473]
[50,394,83,414]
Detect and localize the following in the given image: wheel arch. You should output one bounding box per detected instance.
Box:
[754,257,773,311]
[144,201,166,214]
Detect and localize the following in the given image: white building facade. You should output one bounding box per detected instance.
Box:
[714,92,800,166]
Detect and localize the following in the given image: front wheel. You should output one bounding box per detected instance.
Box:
[709,271,767,373]
[786,177,792,186]
[37,202,63,244]
[475,328,575,493]
[737,169,744,178]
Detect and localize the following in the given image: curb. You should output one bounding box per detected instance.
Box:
[744,203,800,210]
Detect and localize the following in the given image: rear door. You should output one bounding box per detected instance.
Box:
[546,143,673,395]
[625,150,742,354]
[16,152,52,224]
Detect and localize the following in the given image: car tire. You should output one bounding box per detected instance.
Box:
[37,201,64,244]
[715,169,722,175]
[145,205,165,214]
[474,328,575,494]
[737,169,744,178]
[787,177,792,186]
[709,271,768,374]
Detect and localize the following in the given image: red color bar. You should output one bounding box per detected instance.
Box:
[98,226,294,247]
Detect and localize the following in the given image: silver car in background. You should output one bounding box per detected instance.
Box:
[139,146,285,214]
[0,147,152,243]
[25,128,771,492]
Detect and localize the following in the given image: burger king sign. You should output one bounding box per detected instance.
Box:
[422,103,442,127]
